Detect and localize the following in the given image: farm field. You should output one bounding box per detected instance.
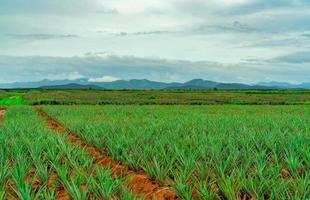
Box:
[0,94,309,199]
[0,106,142,200]
[2,0,310,199]
[1,89,310,105]
[41,105,310,199]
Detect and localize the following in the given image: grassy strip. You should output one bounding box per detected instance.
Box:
[43,105,310,199]
[0,90,16,100]
[0,96,24,106]
[0,106,134,199]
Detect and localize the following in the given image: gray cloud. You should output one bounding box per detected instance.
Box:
[301,33,310,38]
[83,51,113,56]
[196,21,262,34]
[98,30,175,37]
[96,8,119,14]
[176,0,310,16]
[99,21,259,38]
[8,34,78,40]
[225,0,306,15]
[174,0,310,35]
[271,51,310,64]
[133,31,174,36]
[0,0,310,84]
[0,0,104,15]
[241,38,304,48]
[0,55,309,84]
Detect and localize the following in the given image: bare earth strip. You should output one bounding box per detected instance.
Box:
[0,108,6,127]
[0,108,70,200]
[26,170,71,200]
[36,108,176,200]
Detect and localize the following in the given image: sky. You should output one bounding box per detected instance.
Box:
[0,0,309,84]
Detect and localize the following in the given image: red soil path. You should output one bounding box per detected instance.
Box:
[0,108,6,127]
[0,108,69,200]
[5,166,70,200]
[47,172,71,200]
[37,108,176,200]
[26,170,71,200]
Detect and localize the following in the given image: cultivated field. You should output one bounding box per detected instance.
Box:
[1,89,310,105]
[42,105,310,199]
[0,106,139,200]
[0,91,309,199]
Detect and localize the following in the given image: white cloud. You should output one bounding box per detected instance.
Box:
[102,0,170,14]
[45,72,85,81]
[0,55,309,84]
[0,0,309,83]
[89,75,120,82]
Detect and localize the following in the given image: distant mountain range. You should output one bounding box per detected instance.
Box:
[0,78,309,90]
[257,82,310,89]
[40,83,102,89]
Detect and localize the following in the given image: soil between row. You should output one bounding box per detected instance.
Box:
[36,108,176,200]
[0,108,6,127]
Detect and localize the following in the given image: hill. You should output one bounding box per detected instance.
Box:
[0,78,309,90]
[39,83,101,89]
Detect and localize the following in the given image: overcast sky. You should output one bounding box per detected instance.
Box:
[0,0,309,84]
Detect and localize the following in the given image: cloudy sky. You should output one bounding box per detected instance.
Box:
[0,0,309,84]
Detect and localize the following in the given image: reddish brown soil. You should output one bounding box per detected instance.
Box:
[281,168,291,181]
[47,171,71,200]
[0,108,6,127]
[5,169,71,200]
[25,169,41,192]
[5,179,18,200]
[37,109,176,200]
[237,193,255,200]
[46,176,71,200]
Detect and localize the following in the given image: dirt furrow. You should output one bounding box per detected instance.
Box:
[25,169,71,200]
[47,171,71,200]
[37,108,176,200]
[0,108,6,127]
[5,170,71,200]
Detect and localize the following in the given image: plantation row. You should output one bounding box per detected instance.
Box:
[1,89,310,105]
[43,105,310,199]
[0,106,140,199]
[0,105,309,199]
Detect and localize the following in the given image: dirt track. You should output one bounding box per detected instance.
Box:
[0,108,6,127]
[37,108,176,200]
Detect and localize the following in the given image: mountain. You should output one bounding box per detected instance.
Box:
[91,79,182,90]
[0,78,90,89]
[179,79,270,90]
[39,83,101,89]
[182,79,219,88]
[257,82,296,88]
[258,82,310,89]
[0,78,309,90]
[299,82,310,89]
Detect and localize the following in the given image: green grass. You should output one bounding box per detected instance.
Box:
[1,88,310,199]
[43,105,310,199]
[1,89,310,105]
[0,106,135,199]
[0,91,11,99]
[0,96,24,106]
[21,89,310,105]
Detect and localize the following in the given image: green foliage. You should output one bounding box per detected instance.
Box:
[0,106,133,199]
[43,105,310,199]
[0,96,24,106]
[21,89,310,105]
[148,95,156,100]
